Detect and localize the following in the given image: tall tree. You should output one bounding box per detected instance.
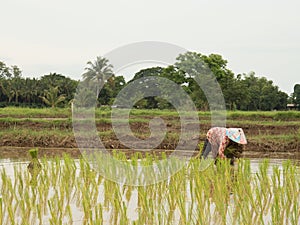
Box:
[275,91,288,110]
[0,61,12,79]
[39,73,78,104]
[0,80,14,103]
[98,75,126,105]
[128,66,187,109]
[82,56,114,97]
[10,77,24,104]
[23,78,38,105]
[238,72,288,110]
[40,86,66,108]
[11,65,22,78]
[130,67,164,81]
[175,52,229,110]
[293,84,300,109]
[128,67,163,109]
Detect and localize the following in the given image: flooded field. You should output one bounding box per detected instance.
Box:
[0,152,299,225]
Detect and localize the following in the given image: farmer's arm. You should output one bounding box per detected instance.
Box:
[218,136,229,159]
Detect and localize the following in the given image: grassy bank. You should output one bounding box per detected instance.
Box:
[1,107,300,120]
[0,107,299,152]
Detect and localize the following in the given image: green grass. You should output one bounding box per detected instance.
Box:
[227,110,300,121]
[0,107,70,118]
[226,119,300,126]
[98,130,114,137]
[1,107,300,120]
[1,117,300,128]
[0,128,72,138]
[250,133,300,142]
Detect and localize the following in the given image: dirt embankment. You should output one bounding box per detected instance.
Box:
[0,116,299,156]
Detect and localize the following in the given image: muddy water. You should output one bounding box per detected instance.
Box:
[1,147,299,180]
[1,146,300,160]
[1,152,299,186]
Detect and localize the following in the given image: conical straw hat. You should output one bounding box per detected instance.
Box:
[226,128,247,144]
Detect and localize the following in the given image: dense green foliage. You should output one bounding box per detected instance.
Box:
[0,68,78,107]
[0,52,297,110]
[292,84,300,110]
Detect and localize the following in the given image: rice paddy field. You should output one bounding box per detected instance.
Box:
[0,153,299,224]
[0,107,300,224]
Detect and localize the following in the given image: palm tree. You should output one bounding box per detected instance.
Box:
[23,78,37,105]
[73,87,96,107]
[82,56,114,97]
[40,86,65,108]
[0,80,14,103]
[10,77,24,104]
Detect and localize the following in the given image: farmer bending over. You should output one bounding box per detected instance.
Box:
[201,127,247,162]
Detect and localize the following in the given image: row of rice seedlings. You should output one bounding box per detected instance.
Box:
[0,151,299,224]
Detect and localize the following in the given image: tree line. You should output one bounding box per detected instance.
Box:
[0,52,299,110]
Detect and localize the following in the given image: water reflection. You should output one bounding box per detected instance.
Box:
[0,155,299,180]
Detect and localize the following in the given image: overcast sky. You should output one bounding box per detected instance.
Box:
[1,0,299,94]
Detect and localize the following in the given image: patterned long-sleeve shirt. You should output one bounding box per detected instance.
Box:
[206,127,230,159]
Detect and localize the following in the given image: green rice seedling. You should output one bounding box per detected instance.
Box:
[177,193,187,225]
[103,179,114,209]
[93,203,103,224]
[48,198,62,225]
[165,179,178,224]
[291,203,300,225]
[118,201,129,225]
[7,204,16,225]
[209,160,231,225]
[0,196,2,225]
[81,185,93,224]
[65,204,73,225]
[36,202,43,225]
[282,160,298,225]
[0,149,299,224]
[231,159,251,224]
[194,158,216,223]
[271,166,284,225]
[49,156,62,187]
[29,148,38,159]
[27,149,42,186]
[256,160,272,221]
[111,185,128,225]
[136,186,149,224]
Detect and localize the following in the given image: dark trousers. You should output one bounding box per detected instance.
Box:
[201,139,212,158]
